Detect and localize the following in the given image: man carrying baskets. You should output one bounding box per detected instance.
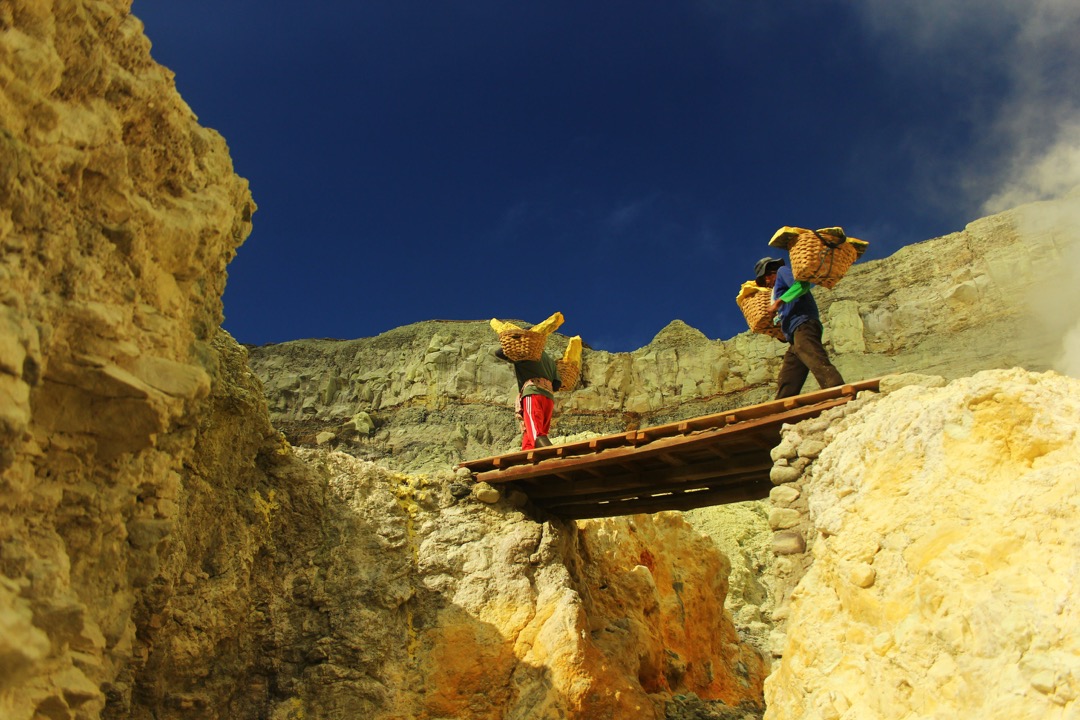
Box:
[755,256,845,399]
[490,313,568,450]
[494,347,562,450]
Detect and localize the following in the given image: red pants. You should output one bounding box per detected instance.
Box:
[519,393,553,450]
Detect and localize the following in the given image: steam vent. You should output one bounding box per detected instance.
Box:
[2,2,1079,719]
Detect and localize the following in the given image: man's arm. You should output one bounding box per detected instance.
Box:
[779,280,812,303]
[769,276,811,313]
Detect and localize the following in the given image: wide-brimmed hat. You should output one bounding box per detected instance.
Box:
[754,256,785,285]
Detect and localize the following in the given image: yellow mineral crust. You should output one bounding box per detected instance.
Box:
[764,369,1080,720]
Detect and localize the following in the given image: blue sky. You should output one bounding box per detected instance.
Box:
[133,1,1080,351]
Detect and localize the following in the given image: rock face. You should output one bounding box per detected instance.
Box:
[0,4,765,719]
[1,0,258,717]
[5,2,1080,720]
[763,369,1080,719]
[247,193,1078,476]
[291,451,766,719]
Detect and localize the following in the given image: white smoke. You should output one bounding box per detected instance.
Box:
[851,0,1080,376]
[1008,194,1080,378]
[983,121,1080,213]
[851,0,1080,209]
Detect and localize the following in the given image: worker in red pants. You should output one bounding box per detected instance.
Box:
[495,348,562,449]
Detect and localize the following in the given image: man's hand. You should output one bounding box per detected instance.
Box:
[769,298,783,314]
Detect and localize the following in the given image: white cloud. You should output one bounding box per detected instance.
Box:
[983,120,1080,212]
[851,0,1080,212]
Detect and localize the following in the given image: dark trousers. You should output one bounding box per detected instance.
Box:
[776,319,844,399]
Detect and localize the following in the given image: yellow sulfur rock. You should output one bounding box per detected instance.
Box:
[736,280,767,304]
[489,318,520,334]
[531,311,565,335]
[562,335,582,365]
[489,311,564,337]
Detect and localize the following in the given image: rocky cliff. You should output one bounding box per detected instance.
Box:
[3,2,1080,720]
[247,192,1078,475]
[763,369,1080,719]
[0,3,766,719]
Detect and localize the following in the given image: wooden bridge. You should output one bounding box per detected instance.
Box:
[458,378,881,519]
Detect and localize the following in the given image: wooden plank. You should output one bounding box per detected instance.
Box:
[460,382,876,473]
[588,434,630,452]
[659,452,687,466]
[474,398,849,485]
[457,378,880,473]
[520,457,774,499]
[527,466,771,505]
[545,481,773,519]
[632,378,880,441]
[705,445,731,460]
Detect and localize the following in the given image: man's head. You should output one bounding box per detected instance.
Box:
[754,256,784,287]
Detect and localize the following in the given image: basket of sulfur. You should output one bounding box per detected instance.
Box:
[556,335,583,390]
[768,226,869,289]
[490,312,564,362]
[736,281,784,340]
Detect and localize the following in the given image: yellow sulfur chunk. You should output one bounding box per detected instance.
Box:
[562,335,582,365]
[736,280,769,302]
[768,226,806,250]
[531,311,565,336]
[490,312,564,336]
[489,318,523,335]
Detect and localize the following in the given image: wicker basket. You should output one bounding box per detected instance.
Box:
[736,283,784,340]
[786,230,859,289]
[556,360,580,391]
[498,329,546,361]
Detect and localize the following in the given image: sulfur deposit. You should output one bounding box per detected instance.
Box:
[5,2,1080,720]
[0,3,765,719]
[764,369,1080,719]
[301,451,766,719]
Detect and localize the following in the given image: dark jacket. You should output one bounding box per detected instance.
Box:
[495,349,561,399]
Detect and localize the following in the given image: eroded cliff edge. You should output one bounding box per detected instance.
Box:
[1,3,766,719]
[247,192,1078,475]
[3,2,1080,720]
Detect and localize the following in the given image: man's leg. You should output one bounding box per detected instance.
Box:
[791,320,844,390]
[533,394,554,447]
[776,345,810,399]
[521,394,539,449]
[521,394,555,449]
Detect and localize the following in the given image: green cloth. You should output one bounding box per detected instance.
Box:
[779,280,813,303]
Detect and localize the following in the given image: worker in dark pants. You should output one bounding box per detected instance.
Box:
[755,256,845,399]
